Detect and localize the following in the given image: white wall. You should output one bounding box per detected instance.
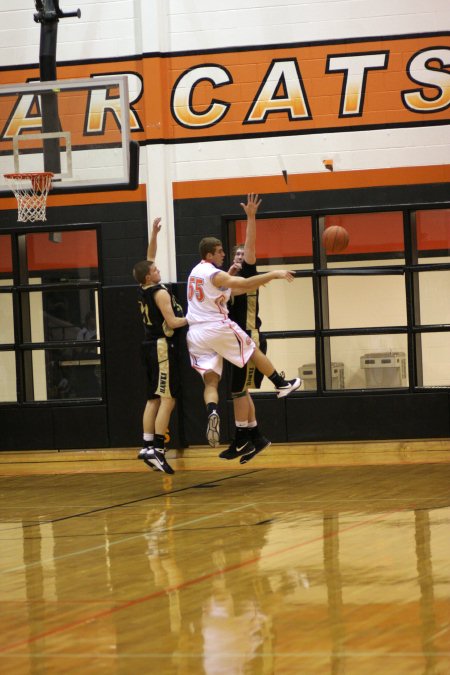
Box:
[164,1,450,186]
[163,0,448,51]
[2,2,449,183]
[1,1,449,282]
[0,0,139,65]
[4,1,445,61]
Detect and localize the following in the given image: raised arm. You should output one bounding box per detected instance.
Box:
[154,289,188,330]
[147,217,162,261]
[240,193,261,265]
[213,268,294,293]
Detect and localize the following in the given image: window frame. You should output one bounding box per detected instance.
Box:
[226,205,450,395]
[0,223,104,405]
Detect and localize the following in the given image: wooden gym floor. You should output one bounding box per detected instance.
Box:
[0,440,449,674]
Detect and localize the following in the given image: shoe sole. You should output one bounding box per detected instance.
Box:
[143,458,158,471]
[277,378,302,398]
[240,440,271,464]
[206,413,220,448]
[143,455,175,475]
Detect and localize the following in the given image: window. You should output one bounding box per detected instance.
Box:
[230,208,450,393]
[1,227,102,403]
[416,209,450,263]
[0,234,15,401]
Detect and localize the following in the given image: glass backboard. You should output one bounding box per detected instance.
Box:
[0,75,138,193]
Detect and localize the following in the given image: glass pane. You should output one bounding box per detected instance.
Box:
[0,291,14,343]
[235,216,313,267]
[298,360,345,392]
[0,235,13,277]
[418,271,450,325]
[324,212,404,268]
[328,275,406,329]
[417,209,450,263]
[421,332,450,386]
[27,346,102,401]
[26,230,99,282]
[0,351,17,402]
[28,288,99,343]
[252,337,315,392]
[255,274,315,331]
[330,335,408,389]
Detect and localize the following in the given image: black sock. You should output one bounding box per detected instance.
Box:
[154,434,165,451]
[249,425,260,441]
[206,402,218,416]
[268,370,286,388]
[235,426,250,443]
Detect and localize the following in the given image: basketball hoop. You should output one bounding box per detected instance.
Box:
[3,172,53,222]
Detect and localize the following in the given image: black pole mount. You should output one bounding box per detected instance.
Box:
[34,0,81,23]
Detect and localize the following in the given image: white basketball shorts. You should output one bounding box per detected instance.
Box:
[187,319,256,377]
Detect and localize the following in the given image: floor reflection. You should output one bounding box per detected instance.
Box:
[201,516,273,674]
[0,463,449,673]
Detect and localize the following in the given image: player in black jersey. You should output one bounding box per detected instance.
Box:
[133,218,187,474]
[222,194,274,464]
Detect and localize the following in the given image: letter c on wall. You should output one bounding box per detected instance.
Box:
[171,64,232,129]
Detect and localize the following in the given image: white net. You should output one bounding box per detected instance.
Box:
[3,172,53,222]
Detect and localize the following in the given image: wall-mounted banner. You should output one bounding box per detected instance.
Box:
[0,33,449,145]
[139,33,450,142]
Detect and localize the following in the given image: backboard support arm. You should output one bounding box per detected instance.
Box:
[34,2,81,175]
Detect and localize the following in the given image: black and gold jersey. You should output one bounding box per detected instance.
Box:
[228,260,262,331]
[137,283,184,340]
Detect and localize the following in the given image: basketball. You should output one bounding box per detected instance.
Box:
[322,225,350,253]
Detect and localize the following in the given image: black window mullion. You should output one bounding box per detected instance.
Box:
[314,216,328,393]
[405,211,423,388]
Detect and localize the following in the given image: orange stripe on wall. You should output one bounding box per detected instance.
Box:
[172,165,450,200]
[46,184,147,207]
[0,184,147,212]
[1,166,447,212]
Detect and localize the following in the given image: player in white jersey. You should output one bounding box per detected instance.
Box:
[186,237,301,456]
[186,259,231,324]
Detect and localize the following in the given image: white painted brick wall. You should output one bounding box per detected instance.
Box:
[3,2,448,64]
[165,0,449,51]
[0,1,448,193]
[0,0,138,65]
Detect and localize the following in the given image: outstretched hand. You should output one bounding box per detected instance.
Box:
[259,269,295,289]
[228,262,242,276]
[240,193,262,218]
[274,270,295,282]
[152,217,162,234]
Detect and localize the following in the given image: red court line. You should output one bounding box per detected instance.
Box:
[0,509,392,654]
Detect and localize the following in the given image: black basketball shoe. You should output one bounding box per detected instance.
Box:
[219,438,255,460]
[276,377,302,398]
[240,434,271,464]
[143,448,175,475]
